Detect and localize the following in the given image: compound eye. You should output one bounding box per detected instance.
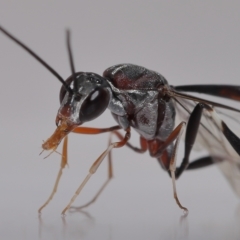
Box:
[80,88,110,122]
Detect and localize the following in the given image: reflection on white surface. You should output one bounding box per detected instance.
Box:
[35,202,240,240]
[1,162,240,240]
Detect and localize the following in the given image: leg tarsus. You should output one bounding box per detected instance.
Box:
[38,167,64,213]
[61,173,92,215]
[69,178,112,211]
[168,122,188,212]
[70,135,114,211]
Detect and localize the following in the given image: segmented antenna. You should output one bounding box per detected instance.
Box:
[0,25,73,94]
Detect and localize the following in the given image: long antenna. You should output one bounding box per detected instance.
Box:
[0,25,73,94]
[66,29,77,92]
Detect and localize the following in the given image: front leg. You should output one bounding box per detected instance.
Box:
[38,125,121,213]
[38,136,69,213]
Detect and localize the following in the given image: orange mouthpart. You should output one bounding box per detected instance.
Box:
[42,119,76,151]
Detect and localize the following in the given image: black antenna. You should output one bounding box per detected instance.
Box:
[66,29,78,92]
[0,25,73,94]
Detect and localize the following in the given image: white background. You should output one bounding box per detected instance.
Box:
[0,1,240,239]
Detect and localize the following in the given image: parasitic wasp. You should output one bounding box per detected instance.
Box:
[1,25,240,215]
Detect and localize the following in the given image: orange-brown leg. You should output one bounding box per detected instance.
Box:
[148,122,187,158]
[114,131,148,153]
[69,134,114,211]
[73,125,147,154]
[38,135,68,213]
[38,126,120,213]
[61,127,131,215]
[70,131,148,211]
[72,125,121,134]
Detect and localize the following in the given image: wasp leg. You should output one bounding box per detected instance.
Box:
[149,122,187,211]
[149,122,186,160]
[167,122,188,212]
[74,125,147,153]
[114,131,148,153]
[38,136,68,213]
[70,133,114,211]
[177,102,240,178]
[38,126,121,213]
[186,156,215,170]
[70,131,148,212]
[61,128,131,215]
[72,125,121,134]
[176,104,204,178]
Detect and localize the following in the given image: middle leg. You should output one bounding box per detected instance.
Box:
[70,131,148,211]
[61,127,131,215]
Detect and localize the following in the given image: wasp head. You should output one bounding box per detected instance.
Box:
[42,72,111,151]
